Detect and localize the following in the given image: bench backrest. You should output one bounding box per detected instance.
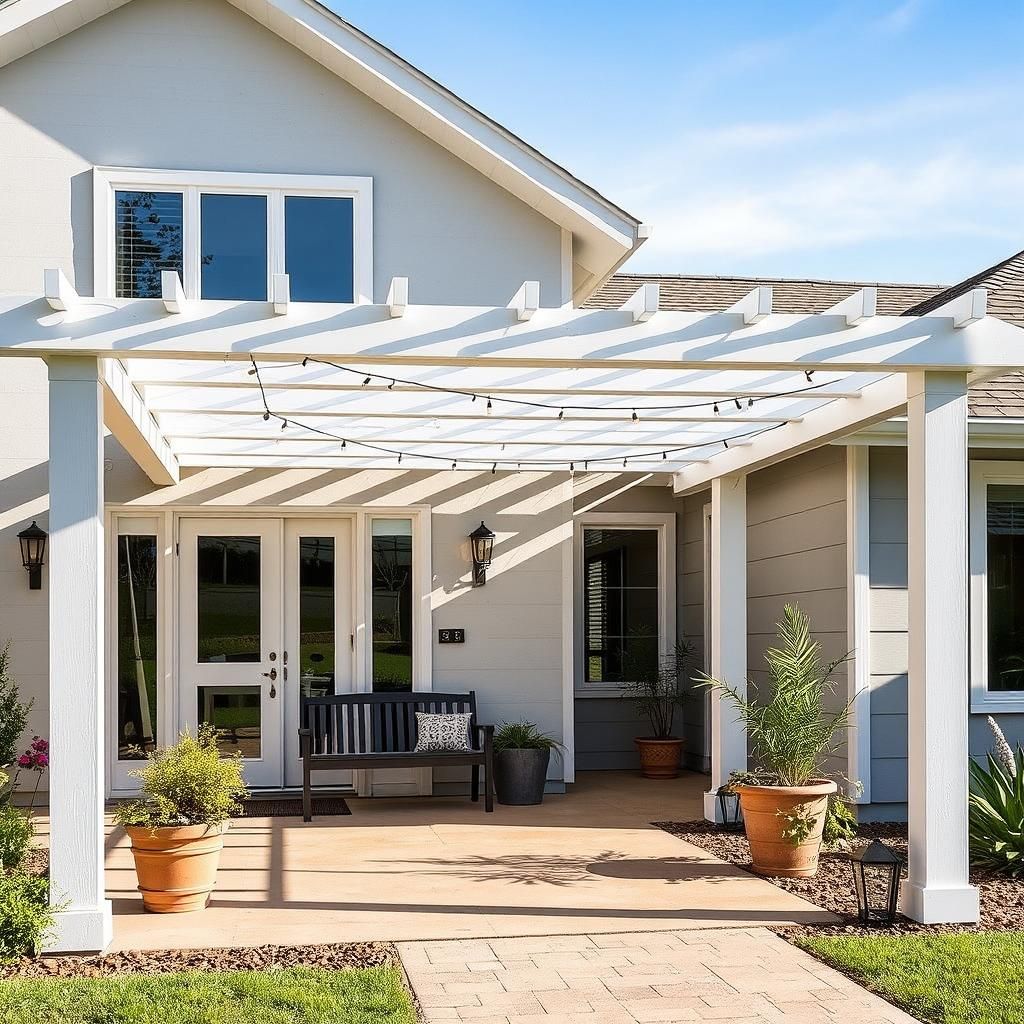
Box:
[300,691,478,756]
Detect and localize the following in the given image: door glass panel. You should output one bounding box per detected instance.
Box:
[285,196,355,302]
[371,519,413,692]
[198,686,261,757]
[197,536,261,663]
[299,537,335,697]
[116,535,158,760]
[200,193,268,299]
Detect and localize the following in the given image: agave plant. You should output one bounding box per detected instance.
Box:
[700,604,854,787]
[969,729,1024,877]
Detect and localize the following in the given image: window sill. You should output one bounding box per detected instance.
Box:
[971,699,1024,715]
[575,686,629,699]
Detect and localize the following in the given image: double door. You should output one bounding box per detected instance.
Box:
[177,518,352,788]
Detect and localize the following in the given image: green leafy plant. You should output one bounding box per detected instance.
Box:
[823,793,859,849]
[969,719,1024,877]
[621,640,696,739]
[0,804,32,872]
[493,721,563,755]
[0,871,54,961]
[0,641,31,773]
[700,604,854,787]
[115,725,248,829]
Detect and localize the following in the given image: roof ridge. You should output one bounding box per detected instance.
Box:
[610,271,947,289]
[903,247,1024,315]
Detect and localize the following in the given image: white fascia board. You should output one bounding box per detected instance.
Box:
[672,374,909,495]
[0,0,132,67]
[840,416,1024,449]
[7,298,1024,372]
[100,359,179,486]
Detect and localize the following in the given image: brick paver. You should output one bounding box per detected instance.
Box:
[399,928,918,1024]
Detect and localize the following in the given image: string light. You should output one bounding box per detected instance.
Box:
[362,375,371,385]
[713,402,720,415]
[734,399,742,410]
[805,370,814,382]
[631,410,638,422]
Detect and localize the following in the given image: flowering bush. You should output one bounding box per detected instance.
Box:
[0,642,31,772]
[10,737,48,816]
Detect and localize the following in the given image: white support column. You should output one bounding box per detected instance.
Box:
[704,474,748,822]
[45,356,112,953]
[903,371,979,924]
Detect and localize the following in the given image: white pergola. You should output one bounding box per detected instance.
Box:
[1,274,1011,949]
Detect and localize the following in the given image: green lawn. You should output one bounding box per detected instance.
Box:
[799,932,1024,1024]
[0,965,415,1024]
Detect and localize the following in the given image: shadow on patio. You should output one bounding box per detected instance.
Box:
[97,770,836,951]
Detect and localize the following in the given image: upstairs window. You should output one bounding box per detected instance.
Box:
[97,169,371,303]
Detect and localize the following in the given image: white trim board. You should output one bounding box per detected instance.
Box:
[845,445,872,802]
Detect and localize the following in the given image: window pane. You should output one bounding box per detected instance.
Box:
[584,528,659,684]
[198,686,261,757]
[285,196,354,302]
[116,536,158,760]
[987,486,1024,692]
[372,520,413,692]
[115,191,183,298]
[197,536,261,663]
[200,193,267,299]
[299,537,335,697]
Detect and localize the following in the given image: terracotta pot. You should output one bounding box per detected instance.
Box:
[734,779,837,878]
[124,823,225,913]
[634,737,684,779]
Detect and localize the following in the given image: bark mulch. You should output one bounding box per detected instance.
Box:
[655,820,1024,937]
[0,941,398,979]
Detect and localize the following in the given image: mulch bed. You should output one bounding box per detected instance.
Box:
[656,820,1024,937]
[0,941,397,979]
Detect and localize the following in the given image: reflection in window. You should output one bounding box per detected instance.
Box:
[371,520,413,692]
[987,486,1024,692]
[584,528,659,684]
[200,193,268,300]
[115,191,183,298]
[197,536,261,663]
[117,536,158,759]
[198,686,261,758]
[285,196,354,302]
[299,537,335,697]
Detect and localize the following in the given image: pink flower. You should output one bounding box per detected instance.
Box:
[31,738,48,754]
[16,754,31,768]
[34,754,48,768]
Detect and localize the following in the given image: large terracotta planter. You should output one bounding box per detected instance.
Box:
[635,737,684,779]
[125,823,225,913]
[734,779,836,878]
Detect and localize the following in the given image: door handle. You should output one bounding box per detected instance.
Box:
[263,668,278,681]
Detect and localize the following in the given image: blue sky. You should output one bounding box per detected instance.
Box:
[336,0,1024,286]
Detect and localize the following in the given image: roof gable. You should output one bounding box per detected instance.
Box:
[0,0,644,300]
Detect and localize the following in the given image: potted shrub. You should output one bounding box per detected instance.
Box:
[622,641,694,779]
[115,725,247,913]
[493,721,562,805]
[701,605,853,877]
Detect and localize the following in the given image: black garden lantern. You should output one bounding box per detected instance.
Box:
[17,521,47,590]
[717,786,743,831]
[850,840,904,925]
[469,521,496,587]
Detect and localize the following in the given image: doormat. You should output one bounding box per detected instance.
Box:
[234,796,351,818]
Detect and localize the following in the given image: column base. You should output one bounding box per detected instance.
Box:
[703,790,724,823]
[901,882,979,925]
[45,901,113,954]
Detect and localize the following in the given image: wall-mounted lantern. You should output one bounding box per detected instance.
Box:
[469,521,496,587]
[850,839,904,925]
[17,521,47,590]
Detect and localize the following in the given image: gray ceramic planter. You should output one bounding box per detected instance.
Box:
[494,748,550,805]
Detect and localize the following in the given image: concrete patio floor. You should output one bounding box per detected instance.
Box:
[82,771,834,952]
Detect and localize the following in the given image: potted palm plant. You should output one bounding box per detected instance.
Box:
[115,725,247,913]
[623,641,694,779]
[493,721,562,805]
[700,605,853,877]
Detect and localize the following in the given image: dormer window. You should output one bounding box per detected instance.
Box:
[95,168,372,303]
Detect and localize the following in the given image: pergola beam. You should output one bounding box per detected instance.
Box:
[673,374,908,494]
[622,282,659,322]
[387,277,408,318]
[44,269,77,311]
[272,274,290,316]
[726,286,772,325]
[509,281,540,322]
[161,272,186,315]
[824,286,876,326]
[6,296,1024,370]
[100,359,180,485]
[932,287,986,328]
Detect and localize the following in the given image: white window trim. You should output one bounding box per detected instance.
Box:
[93,167,374,304]
[573,512,676,696]
[970,460,1024,713]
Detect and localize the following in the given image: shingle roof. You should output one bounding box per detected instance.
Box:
[588,263,1024,419]
[584,272,944,315]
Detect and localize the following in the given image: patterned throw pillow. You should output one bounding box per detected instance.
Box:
[414,712,472,752]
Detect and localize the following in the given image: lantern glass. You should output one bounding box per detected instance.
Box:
[850,840,903,925]
[717,788,743,831]
[470,522,495,567]
[18,521,46,569]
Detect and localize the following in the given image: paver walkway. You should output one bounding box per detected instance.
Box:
[399,928,918,1024]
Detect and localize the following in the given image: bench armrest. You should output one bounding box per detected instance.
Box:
[299,727,312,757]
[475,723,495,752]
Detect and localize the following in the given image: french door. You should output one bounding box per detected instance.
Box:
[177,517,353,789]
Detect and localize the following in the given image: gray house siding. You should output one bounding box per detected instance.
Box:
[865,446,1024,819]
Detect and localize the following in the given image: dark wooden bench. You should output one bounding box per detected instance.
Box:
[298,690,495,821]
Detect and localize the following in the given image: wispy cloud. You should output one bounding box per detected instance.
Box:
[876,0,926,34]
